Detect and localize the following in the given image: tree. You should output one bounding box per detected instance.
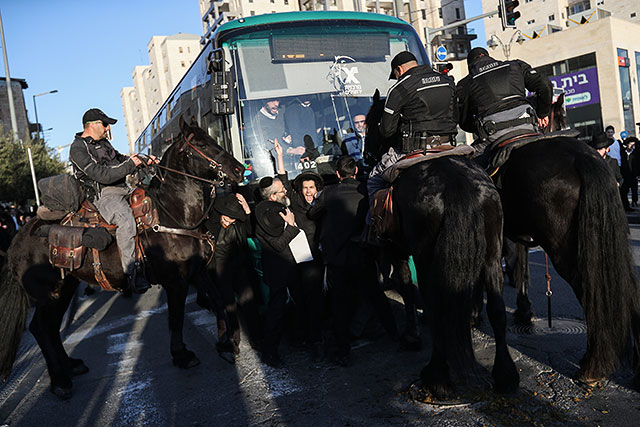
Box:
[0,129,66,205]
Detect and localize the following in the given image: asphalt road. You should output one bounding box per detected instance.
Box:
[2,221,640,426]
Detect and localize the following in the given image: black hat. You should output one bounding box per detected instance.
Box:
[214,194,246,222]
[293,171,324,194]
[467,47,489,66]
[255,201,286,237]
[589,132,614,150]
[82,108,117,125]
[389,51,417,79]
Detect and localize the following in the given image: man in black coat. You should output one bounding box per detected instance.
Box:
[289,172,325,358]
[308,156,397,365]
[620,137,639,210]
[205,193,262,357]
[255,176,301,368]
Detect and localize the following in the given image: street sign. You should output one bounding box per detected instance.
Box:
[436,46,447,61]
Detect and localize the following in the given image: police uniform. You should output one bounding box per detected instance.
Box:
[368,52,458,203]
[380,64,458,152]
[457,49,553,143]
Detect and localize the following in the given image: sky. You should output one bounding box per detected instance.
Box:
[1,0,486,159]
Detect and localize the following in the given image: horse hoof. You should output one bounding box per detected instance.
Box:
[513,310,534,326]
[69,358,89,376]
[217,351,236,364]
[50,385,73,400]
[172,349,200,369]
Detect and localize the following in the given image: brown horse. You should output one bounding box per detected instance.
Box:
[0,118,245,399]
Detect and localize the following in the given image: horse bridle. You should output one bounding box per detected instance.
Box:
[150,133,229,188]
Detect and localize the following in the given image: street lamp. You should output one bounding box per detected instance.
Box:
[486,30,525,60]
[32,89,58,142]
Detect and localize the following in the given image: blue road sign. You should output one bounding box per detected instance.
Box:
[621,130,629,139]
[436,46,447,61]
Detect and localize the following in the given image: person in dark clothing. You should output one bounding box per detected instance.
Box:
[205,193,263,356]
[308,156,398,366]
[255,175,301,368]
[368,51,458,201]
[457,47,553,144]
[289,171,325,359]
[69,108,156,293]
[588,132,623,186]
[620,137,639,210]
[285,97,319,151]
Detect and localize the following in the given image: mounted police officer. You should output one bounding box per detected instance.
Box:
[457,47,553,144]
[368,51,458,200]
[69,108,156,294]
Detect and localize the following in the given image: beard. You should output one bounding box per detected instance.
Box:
[275,193,290,207]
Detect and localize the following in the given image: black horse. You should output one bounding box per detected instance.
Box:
[365,91,518,397]
[479,101,640,387]
[0,118,245,399]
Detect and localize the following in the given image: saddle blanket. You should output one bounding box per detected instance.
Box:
[381,144,475,183]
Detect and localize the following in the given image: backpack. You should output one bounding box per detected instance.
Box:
[37,174,84,212]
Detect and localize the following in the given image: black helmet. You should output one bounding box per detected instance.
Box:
[467,47,489,67]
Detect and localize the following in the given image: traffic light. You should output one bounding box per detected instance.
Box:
[499,0,520,29]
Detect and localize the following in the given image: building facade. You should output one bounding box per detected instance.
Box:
[121,34,201,152]
[0,78,30,141]
[480,0,640,140]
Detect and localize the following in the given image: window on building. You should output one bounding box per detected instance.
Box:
[271,0,274,3]
[455,8,460,19]
[632,12,637,18]
[187,47,191,53]
[527,19,536,24]
[249,0,253,3]
[250,10,255,15]
[549,14,555,21]
[181,61,186,67]
[179,46,183,53]
[284,0,288,4]
[568,1,590,16]
[438,8,442,18]
[421,9,426,20]
[525,0,533,3]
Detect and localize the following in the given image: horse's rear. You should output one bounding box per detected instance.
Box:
[500,137,640,387]
[393,156,518,396]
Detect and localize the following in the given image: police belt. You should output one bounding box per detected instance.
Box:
[482,116,536,136]
[401,133,454,152]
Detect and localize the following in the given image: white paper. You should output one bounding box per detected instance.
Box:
[289,229,313,263]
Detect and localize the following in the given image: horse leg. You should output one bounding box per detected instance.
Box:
[29,296,74,400]
[393,257,421,351]
[482,259,519,394]
[165,284,200,369]
[512,243,534,326]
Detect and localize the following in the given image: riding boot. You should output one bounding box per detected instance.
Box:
[127,262,151,294]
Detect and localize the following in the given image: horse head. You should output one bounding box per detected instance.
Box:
[161,117,245,185]
[364,89,400,163]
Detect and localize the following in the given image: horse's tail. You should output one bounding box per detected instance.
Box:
[429,160,488,374]
[574,152,640,379]
[0,252,30,380]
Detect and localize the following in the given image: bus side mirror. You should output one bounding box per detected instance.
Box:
[207,48,235,115]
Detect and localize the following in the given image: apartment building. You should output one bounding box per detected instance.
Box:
[121,34,200,152]
[480,0,640,140]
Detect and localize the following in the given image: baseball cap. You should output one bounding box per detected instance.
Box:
[82,108,117,125]
[389,51,417,79]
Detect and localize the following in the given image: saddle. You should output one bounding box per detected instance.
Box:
[371,144,476,239]
[39,187,159,291]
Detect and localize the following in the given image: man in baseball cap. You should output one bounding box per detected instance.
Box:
[69,108,157,294]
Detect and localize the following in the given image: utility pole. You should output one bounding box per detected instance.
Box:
[0,9,18,142]
[425,10,498,65]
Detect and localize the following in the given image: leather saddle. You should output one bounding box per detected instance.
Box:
[372,144,476,239]
[39,187,159,290]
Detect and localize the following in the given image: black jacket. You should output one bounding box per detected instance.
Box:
[255,204,300,289]
[69,133,136,197]
[380,64,457,147]
[457,56,553,133]
[620,148,639,181]
[307,177,368,266]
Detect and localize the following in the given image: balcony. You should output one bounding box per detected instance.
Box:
[567,7,611,28]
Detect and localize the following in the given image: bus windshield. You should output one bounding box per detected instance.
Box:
[223,19,426,182]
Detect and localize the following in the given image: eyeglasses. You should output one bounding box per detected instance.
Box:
[87,120,109,127]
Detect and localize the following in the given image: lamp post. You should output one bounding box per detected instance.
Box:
[486,30,526,60]
[32,89,58,142]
